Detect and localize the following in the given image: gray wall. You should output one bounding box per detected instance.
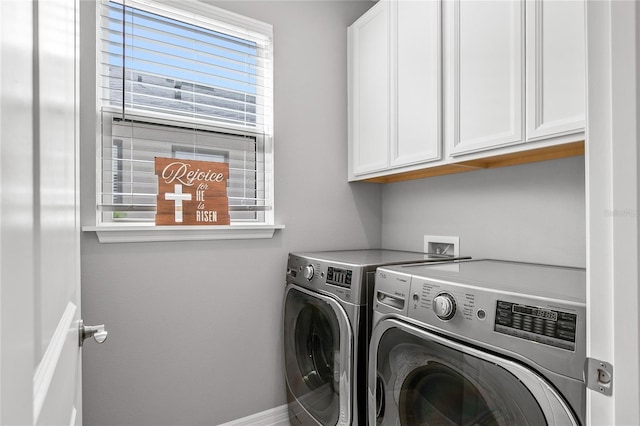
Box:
[79,1,586,424]
[79,1,376,425]
[381,156,586,268]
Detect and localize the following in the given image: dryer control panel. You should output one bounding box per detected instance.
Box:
[376,260,586,382]
[327,267,353,288]
[494,301,577,351]
[286,253,364,304]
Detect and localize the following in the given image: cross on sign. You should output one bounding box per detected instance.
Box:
[164,184,192,223]
[154,157,230,226]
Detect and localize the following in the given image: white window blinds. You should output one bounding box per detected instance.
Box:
[97,0,274,224]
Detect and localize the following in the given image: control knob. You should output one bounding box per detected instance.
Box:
[433,293,456,320]
[303,265,315,281]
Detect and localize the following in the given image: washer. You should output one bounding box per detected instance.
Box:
[369,259,586,426]
[283,250,469,426]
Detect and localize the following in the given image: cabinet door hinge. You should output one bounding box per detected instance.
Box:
[584,357,613,396]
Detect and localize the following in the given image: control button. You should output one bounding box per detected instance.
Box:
[497,301,513,310]
[412,293,420,303]
[533,317,545,334]
[496,317,511,326]
[558,312,577,321]
[512,313,523,329]
[303,265,315,281]
[476,309,486,320]
[557,320,576,331]
[433,293,456,321]
[544,320,557,337]
[557,329,576,342]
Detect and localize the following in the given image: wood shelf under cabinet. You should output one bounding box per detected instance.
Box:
[360,141,585,184]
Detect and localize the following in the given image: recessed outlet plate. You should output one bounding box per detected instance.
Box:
[424,235,460,257]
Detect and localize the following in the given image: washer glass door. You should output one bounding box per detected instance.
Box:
[284,287,351,425]
[374,322,577,426]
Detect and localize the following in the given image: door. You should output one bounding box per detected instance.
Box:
[391,0,442,168]
[0,0,83,424]
[525,0,585,141]
[446,0,524,156]
[283,286,353,425]
[370,320,579,426]
[348,1,390,178]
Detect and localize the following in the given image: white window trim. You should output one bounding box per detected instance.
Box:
[85,0,282,242]
[83,223,285,243]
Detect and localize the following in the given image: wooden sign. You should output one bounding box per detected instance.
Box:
[154,157,230,226]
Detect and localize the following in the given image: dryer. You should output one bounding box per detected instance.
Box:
[283,250,469,426]
[369,259,586,426]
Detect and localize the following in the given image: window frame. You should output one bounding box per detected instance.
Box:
[86,0,280,242]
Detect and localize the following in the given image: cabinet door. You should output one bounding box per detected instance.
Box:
[391,0,441,167]
[447,0,524,156]
[348,2,390,177]
[526,0,585,141]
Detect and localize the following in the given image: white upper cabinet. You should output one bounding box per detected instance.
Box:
[348,2,391,177]
[525,0,585,141]
[446,0,525,156]
[348,0,586,182]
[391,0,441,167]
[349,0,441,180]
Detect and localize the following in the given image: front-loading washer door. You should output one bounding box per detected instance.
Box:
[369,319,580,426]
[284,285,353,426]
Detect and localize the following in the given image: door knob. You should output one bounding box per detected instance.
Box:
[79,320,108,346]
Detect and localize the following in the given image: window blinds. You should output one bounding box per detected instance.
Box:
[97,0,273,224]
[100,114,269,220]
[99,0,272,130]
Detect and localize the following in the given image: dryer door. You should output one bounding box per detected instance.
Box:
[370,319,580,426]
[284,285,353,425]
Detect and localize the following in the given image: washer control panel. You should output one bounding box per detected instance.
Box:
[494,301,577,351]
[378,260,586,382]
[406,277,583,355]
[409,279,477,323]
[327,266,353,288]
[286,254,364,304]
[432,292,457,320]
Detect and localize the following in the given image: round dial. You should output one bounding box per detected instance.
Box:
[302,265,315,281]
[432,293,456,320]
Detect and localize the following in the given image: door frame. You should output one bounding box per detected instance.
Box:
[585,1,640,424]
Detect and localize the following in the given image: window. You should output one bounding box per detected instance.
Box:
[97,0,273,226]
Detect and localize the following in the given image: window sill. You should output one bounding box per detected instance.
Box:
[82,224,285,243]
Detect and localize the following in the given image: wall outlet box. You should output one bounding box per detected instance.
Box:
[424,235,460,257]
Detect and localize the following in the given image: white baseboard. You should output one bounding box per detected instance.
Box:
[218,404,290,426]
